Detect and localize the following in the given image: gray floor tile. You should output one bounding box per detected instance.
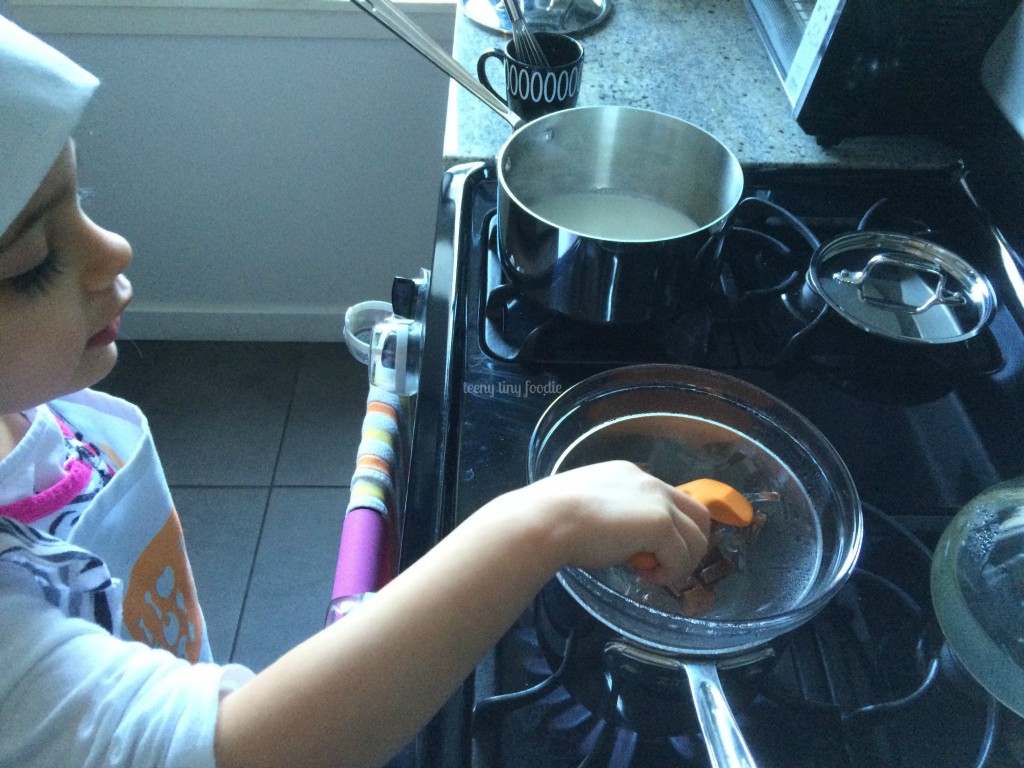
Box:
[98,341,300,486]
[230,486,346,671]
[96,341,360,667]
[274,343,368,487]
[172,485,270,663]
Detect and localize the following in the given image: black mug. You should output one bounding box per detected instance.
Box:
[477,32,584,121]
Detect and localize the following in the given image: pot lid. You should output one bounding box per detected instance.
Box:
[807,232,996,344]
[931,478,1024,716]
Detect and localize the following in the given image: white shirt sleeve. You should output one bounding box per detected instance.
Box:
[0,564,254,768]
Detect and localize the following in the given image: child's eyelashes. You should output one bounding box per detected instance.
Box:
[8,250,63,297]
[3,191,91,298]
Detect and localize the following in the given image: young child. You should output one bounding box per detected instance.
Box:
[0,16,710,768]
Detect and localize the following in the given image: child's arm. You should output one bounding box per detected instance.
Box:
[214,460,708,768]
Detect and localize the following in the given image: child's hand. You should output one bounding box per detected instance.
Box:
[218,460,710,768]
[516,461,711,586]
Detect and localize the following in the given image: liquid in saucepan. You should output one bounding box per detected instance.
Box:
[529,190,701,241]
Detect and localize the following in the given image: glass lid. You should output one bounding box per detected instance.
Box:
[931,478,1024,716]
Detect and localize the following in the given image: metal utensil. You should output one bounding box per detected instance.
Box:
[628,479,779,570]
[349,0,519,125]
[501,0,550,67]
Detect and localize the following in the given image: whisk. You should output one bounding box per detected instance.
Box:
[501,0,550,68]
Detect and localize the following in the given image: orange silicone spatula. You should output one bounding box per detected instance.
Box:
[629,478,766,571]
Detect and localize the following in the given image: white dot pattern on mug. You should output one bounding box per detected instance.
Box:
[508,63,580,104]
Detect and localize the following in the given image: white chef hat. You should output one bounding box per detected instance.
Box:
[0,15,98,237]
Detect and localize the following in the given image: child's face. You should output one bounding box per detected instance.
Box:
[0,140,133,415]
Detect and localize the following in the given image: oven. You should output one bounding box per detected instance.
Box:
[396,159,1024,768]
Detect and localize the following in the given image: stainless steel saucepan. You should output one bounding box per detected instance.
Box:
[351,0,744,324]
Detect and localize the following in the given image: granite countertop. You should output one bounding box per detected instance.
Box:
[443,0,961,170]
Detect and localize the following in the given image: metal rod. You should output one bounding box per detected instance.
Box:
[348,0,520,127]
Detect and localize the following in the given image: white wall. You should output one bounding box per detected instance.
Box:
[4,3,456,340]
[983,2,1024,140]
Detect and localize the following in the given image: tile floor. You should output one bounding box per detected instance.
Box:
[95,340,370,671]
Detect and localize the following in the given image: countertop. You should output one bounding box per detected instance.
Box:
[442,0,961,170]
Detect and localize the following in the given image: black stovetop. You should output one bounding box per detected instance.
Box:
[400,161,1024,768]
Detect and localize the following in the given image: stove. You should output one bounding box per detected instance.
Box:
[398,161,1024,767]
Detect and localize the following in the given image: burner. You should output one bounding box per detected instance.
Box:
[480,215,712,366]
[479,189,1007,392]
[699,193,1008,396]
[405,163,1024,768]
[468,506,1000,768]
[529,582,770,735]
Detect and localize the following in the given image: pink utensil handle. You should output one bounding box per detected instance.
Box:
[331,507,392,601]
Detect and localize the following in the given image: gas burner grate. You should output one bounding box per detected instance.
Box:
[467,505,1001,768]
[701,191,1008,392]
[406,163,1024,768]
[479,214,712,367]
[477,182,1008,391]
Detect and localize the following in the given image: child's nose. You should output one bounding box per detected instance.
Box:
[83,222,132,290]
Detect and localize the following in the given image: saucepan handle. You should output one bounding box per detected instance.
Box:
[603,641,758,768]
[684,660,758,768]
